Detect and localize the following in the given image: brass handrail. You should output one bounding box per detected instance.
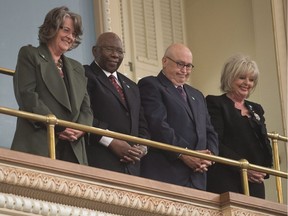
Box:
[0,67,14,76]
[268,132,288,142]
[0,106,287,202]
[267,132,287,203]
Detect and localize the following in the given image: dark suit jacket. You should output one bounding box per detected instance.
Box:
[206,94,273,198]
[11,44,93,165]
[84,62,150,175]
[138,72,219,190]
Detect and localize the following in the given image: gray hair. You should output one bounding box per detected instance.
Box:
[220,54,259,96]
[38,6,83,50]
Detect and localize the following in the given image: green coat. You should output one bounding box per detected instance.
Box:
[11,44,93,165]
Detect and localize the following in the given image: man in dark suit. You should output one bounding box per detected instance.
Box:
[138,43,218,190]
[84,32,150,175]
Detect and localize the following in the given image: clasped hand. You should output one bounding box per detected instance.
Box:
[247,170,266,183]
[180,149,213,173]
[108,139,147,164]
[57,128,85,142]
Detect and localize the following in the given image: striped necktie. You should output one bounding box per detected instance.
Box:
[109,75,127,104]
[177,86,187,102]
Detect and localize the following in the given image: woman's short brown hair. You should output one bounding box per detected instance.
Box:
[38,6,83,50]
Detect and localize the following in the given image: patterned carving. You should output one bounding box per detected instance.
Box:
[231,208,270,216]
[102,0,112,32]
[0,164,221,216]
[0,192,120,216]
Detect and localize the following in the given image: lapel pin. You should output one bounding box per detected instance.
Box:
[122,81,130,88]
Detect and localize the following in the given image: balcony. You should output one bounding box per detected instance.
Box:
[0,105,287,215]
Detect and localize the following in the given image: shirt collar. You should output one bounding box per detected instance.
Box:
[95,60,118,79]
[175,85,184,88]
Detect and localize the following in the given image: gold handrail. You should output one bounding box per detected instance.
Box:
[268,132,288,142]
[0,106,287,201]
[0,67,14,76]
[267,132,287,204]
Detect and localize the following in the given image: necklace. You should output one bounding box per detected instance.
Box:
[56,58,63,71]
[56,58,64,78]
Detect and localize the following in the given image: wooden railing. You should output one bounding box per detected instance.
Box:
[0,106,287,204]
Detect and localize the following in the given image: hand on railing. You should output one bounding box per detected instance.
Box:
[58,128,85,142]
[248,170,266,184]
[179,149,213,173]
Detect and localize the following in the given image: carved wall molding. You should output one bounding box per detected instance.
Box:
[101,0,112,32]
[0,163,221,216]
[0,192,119,216]
[231,209,269,216]
[0,149,286,216]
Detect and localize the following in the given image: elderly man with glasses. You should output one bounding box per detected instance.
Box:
[138,43,219,190]
[84,32,150,175]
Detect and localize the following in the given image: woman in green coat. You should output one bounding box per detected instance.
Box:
[11,6,93,165]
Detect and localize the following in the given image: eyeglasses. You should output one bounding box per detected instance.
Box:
[99,46,125,55]
[60,26,77,39]
[165,56,194,70]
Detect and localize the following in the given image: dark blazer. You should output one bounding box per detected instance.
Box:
[206,94,273,198]
[138,72,219,190]
[11,44,93,165]
[84,62,150,175]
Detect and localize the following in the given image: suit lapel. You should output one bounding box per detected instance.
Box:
[38,45,71,111]
[184,85,197,121]
[92,63,128,109]
[62,56,84,117]
[158,72,194,120]
[118,74,132,110]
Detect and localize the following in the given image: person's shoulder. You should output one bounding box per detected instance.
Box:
[65,56,82,67]
[206,94,224,100]
[62,56,84,76]
[20,44,36,50]
[245,99,261,107]
[184,84,205,97]
[138,76,157,84]
[137,76,159,91]
[205,94,227,105]
[185,84,200,92]
[83,63,96,74]
[18,44,37,55]
[245,100,263,112]
[117,72,137,85]
[16,45,42,63]
[117,72,133,81]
